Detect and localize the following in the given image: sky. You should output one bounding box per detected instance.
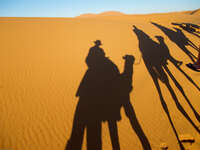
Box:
[0,0,199,17]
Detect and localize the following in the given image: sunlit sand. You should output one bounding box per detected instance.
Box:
[0,9,200,150]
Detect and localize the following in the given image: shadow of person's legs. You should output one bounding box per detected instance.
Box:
[66,104,85,150]
[66,123,85,150]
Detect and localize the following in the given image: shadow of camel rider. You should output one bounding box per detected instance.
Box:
[70,40,121,150]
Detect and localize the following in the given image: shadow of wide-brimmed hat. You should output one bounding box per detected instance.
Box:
[94,40,102,45]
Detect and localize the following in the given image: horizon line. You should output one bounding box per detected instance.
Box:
[0,8,199,18]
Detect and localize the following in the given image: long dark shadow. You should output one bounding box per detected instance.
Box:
[124,101,151,150]
[152,23,200,91]
[173,27,199,52]
[151,75,185,150]
[156,37,200,122]
[163,66,200,123]
[171,22,200,39]
[66,40,151,150]
[152,22,197,62]
[173,63,200,91]
[66,40,121,150]
[132,26,199,149]
[119,55,152,150]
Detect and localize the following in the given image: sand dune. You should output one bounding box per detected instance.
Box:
[184,9,200,15]
[191,9,200,15]
[77,11,125,18]
[0,10,200,150]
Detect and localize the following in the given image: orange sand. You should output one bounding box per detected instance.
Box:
[0,10,200,150]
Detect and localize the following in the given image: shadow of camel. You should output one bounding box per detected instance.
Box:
[66,40,151,150]
[152,22,198,62]
[151,22,200,91]
[171,22,200,39]
[133,26,200,150]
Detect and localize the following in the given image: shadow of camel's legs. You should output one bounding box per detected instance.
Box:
[124,101,151,150]
[152,76,185,150]
[164,65,200,123]
[108,120,120,150]
[163,66,200,133]
[170,60,200,91]
[188,40,199,52]
[178,44,197,63]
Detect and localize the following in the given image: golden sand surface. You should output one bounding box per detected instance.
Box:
[0,11,200,150]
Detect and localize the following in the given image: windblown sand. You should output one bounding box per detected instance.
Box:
[0,11,200,150]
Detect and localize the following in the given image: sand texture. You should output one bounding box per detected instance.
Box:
[0,11,200,150]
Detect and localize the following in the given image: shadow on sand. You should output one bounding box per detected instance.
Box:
[171,22,200,38]
[133,26,200,150]
[66,40,151,150]
[151,22,200,91]
[152,22,198,62]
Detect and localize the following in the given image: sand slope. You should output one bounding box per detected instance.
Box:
[0,11,200,150]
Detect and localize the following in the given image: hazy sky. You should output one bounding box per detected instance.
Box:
[0,0,199,17]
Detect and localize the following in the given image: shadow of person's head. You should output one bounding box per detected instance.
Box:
[94,40,102,47]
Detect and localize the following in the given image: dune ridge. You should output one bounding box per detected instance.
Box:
[76,9,200,18]
[184,8,200,15]
[76,11,125,18]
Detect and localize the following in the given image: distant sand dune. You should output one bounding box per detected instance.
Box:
[184,8,200,15]
[76,11,125,18]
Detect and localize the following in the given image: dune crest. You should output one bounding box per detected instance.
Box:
[77,11,125,18]
[184,8,200,15]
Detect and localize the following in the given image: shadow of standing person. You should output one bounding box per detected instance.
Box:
[66,40,122,150]
[133,26,200,150]
[152,22,197,62]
